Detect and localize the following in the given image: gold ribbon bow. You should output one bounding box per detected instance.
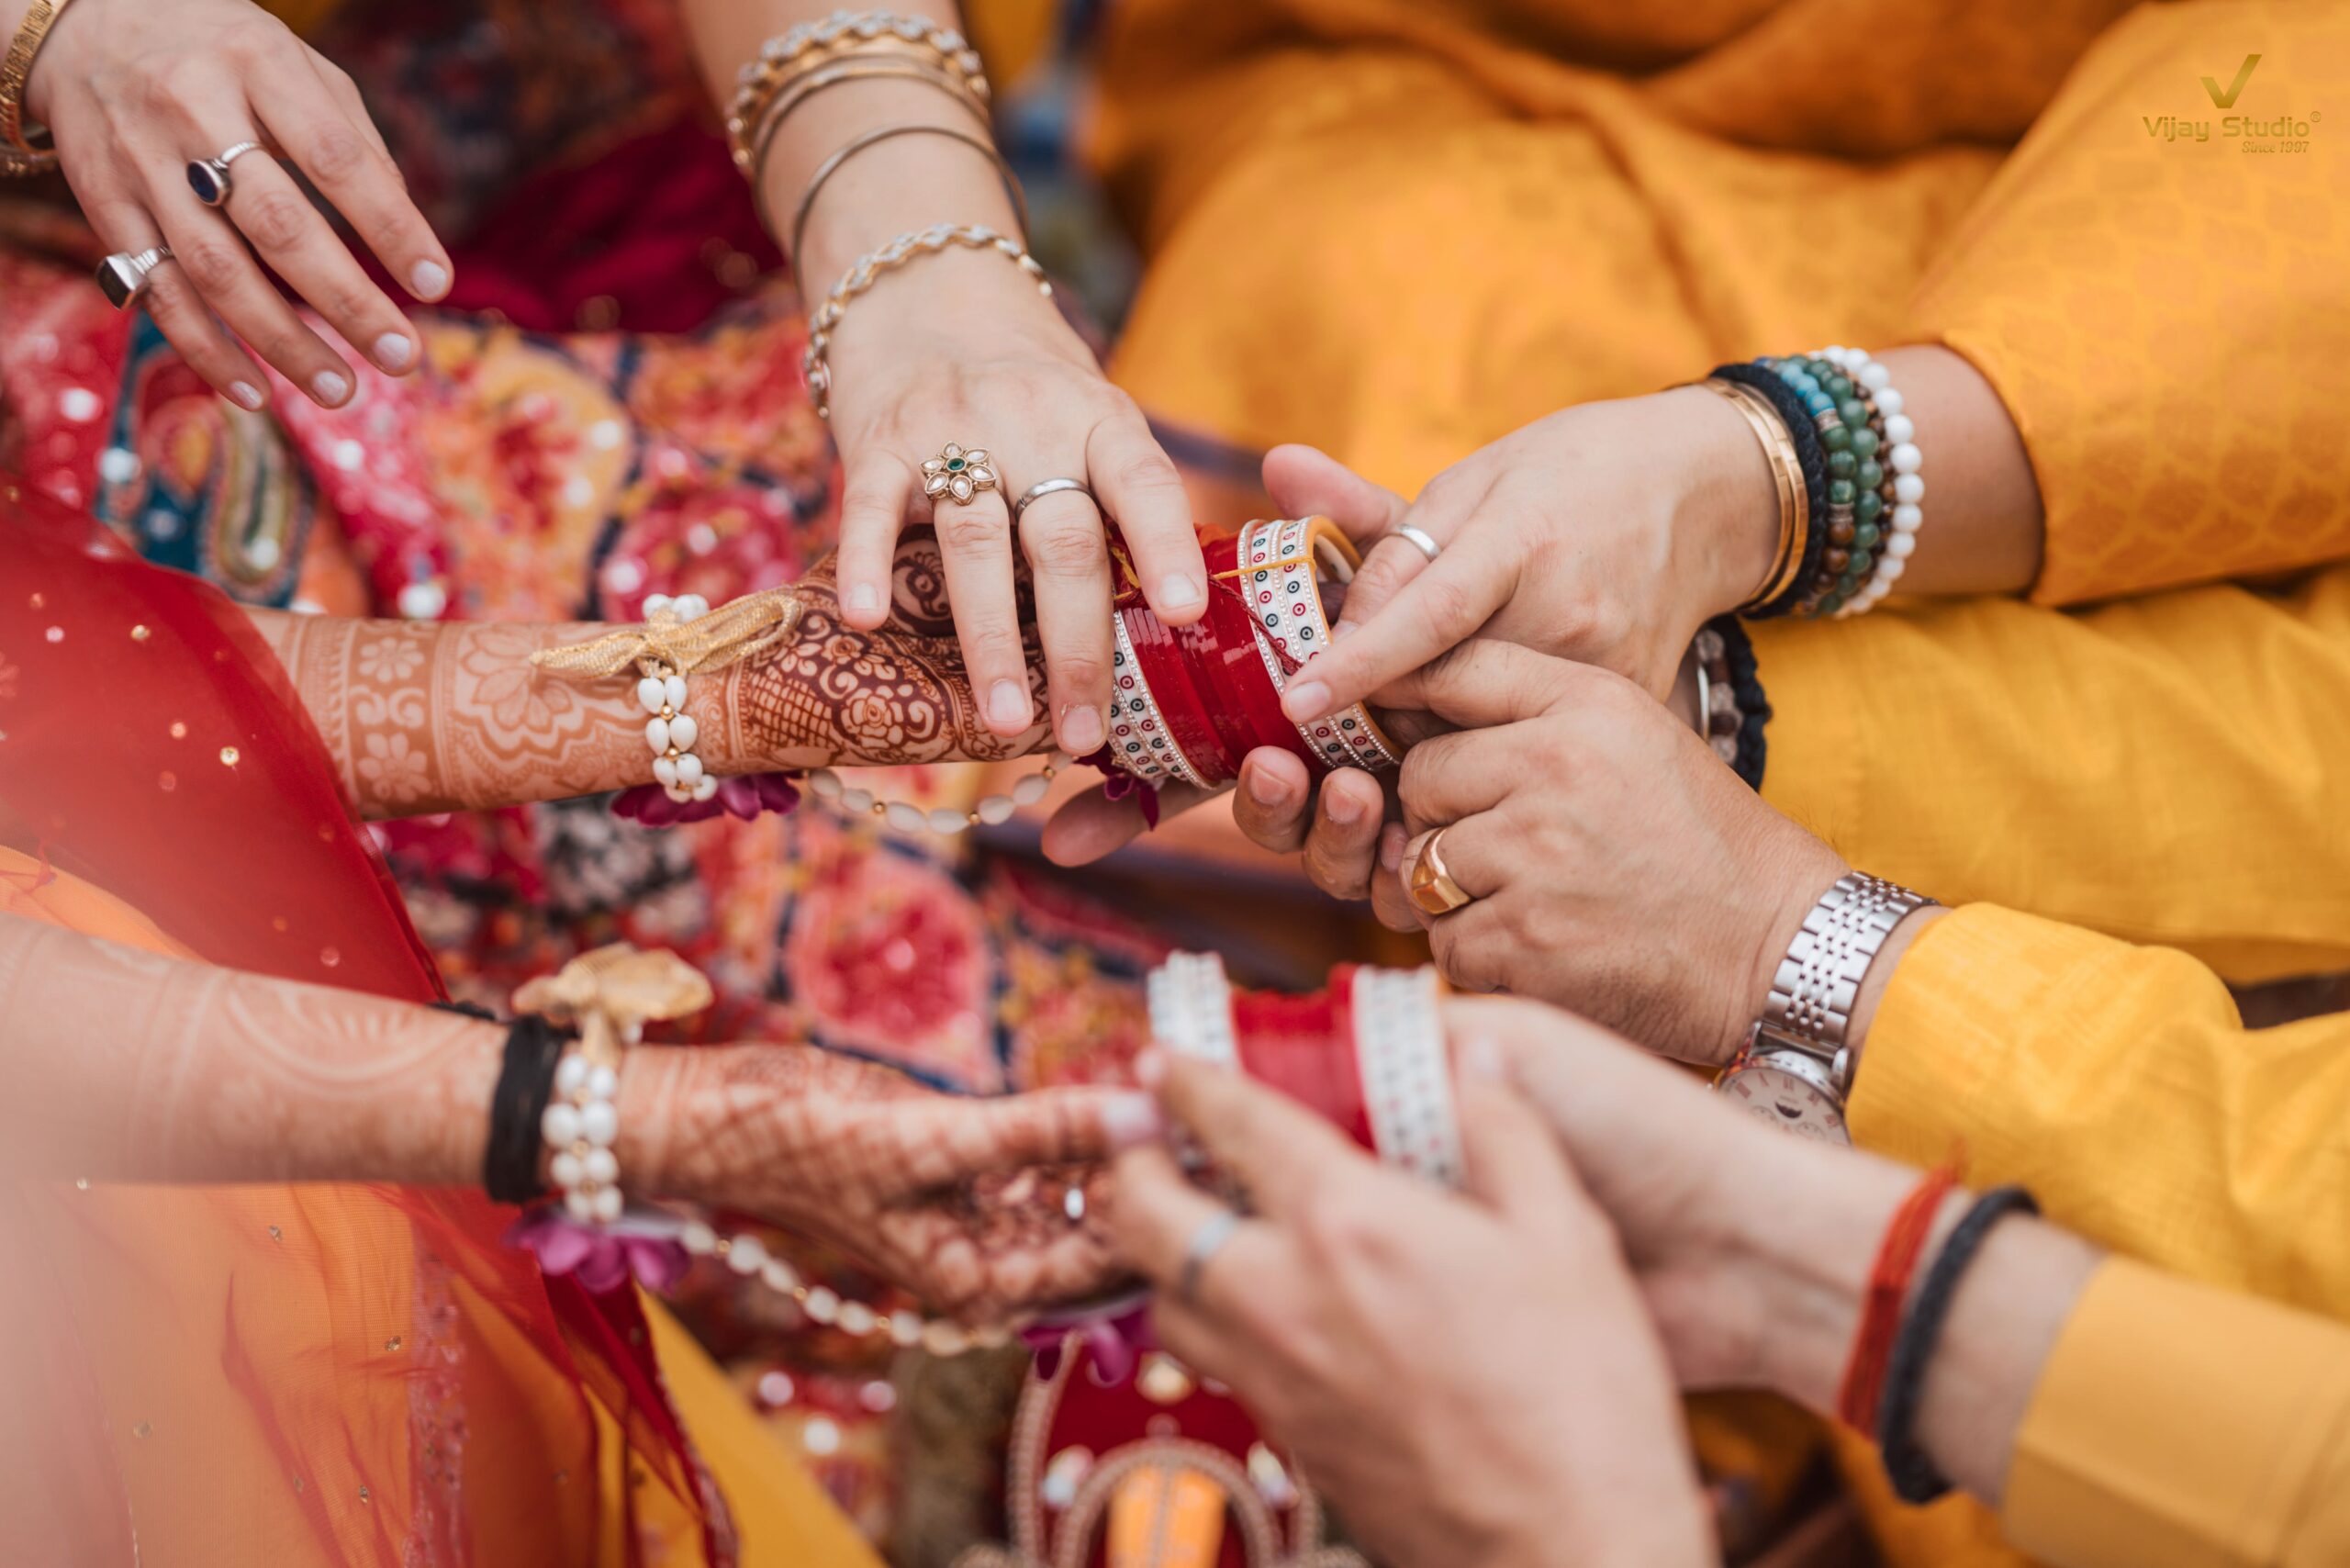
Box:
[529,588,804,681]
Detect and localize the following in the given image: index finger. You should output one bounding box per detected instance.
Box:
[889,1084,1135,1190]
[1088,410,1204,625]
[268,63,453,305]
[1279,551,1507,724]
[1375,639,1584,729]
[1151,1054,1360,1221]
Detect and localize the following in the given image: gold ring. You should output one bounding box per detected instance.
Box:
[1401,827,1475,916]
[922,442,999,506]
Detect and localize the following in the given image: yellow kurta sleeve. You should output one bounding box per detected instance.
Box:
[1850,904,2350,1319]
[1904,1,2350,605]
[2005,1258,2350,1568]
[1751,562,2350,984]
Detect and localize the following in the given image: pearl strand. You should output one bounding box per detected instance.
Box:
[803,750,1074,836]
[543,1046,626,1224]
[677,1217,1009,1357]
[1818,347,1920,614]
[637,592,717,805]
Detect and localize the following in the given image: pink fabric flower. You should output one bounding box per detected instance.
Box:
[1082,750,1161,828]
[611,770,800,825]
[507,1205,692,1294]
[1023,1295,1157,1384]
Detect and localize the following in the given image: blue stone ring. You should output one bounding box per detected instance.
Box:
[186,140,263,207]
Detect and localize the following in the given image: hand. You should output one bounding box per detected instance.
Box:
[1381,642,1844,1065]
[821,246,1207,759]
[623,1044,1147,1322]
[1271,386,1780,726]
[27,0,452,410]
[1108,1047,1714,1568]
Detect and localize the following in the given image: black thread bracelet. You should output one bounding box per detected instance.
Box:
[435,1002,569,1205]
[1708,361,1830,620]
[1706,614,1772,791]
[1874,1184,2042,1504]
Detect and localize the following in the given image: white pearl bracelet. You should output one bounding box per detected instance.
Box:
[637,592,716,805]
[1818,346,1921,615]
[804,750,1073,836]
[676,1218,1012,1356]
[543,1047,626,1224]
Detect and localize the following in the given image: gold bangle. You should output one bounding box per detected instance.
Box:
[745,60,989,239]
[1,0,74,178]
[726,18,988,172]
[789,124,1028,275]
[1703,378,1808,612]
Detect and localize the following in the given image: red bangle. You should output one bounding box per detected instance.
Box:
[1120,603,1234,786]
[1836,1164,1961,1431]
[1193,584,1328,780]
[1231,981,1373,1149]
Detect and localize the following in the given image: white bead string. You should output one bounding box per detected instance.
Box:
[544,1043,626,1224]
[636,592,718,805]
[674,1216,1009,1356]
[803,750,1074,836]
[1817,347,1920,616]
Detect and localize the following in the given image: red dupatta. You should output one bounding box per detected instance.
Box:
[0,479,722,1566]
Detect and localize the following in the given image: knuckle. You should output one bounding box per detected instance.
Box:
[327,280,384,326]
[179,241,248,296]
[1024,519,1109,578]
[1418,574,1483,639]
[305,124,370,183]
[238,189,313,252]
[1046,649,1109,695]
[936,509,1006,554]
[1109,447,1182,497]
[1299,1184,1375,1258]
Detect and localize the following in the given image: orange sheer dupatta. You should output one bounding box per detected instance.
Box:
[0,484,724,1566]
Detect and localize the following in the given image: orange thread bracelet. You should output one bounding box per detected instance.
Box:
[1836,1164,1959,1431]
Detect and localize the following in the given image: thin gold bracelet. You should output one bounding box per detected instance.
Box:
[1,0,75,178]
[789,123,1028,274]
[727,16,988,174]
[1703,378,1808,613]
[747,61,989,241]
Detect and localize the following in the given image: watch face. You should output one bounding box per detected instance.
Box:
[1719,1057,1850,1144]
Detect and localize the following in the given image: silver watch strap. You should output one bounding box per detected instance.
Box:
[1759,872,1937,1071]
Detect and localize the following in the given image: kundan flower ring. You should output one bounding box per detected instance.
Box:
[923,442,998,505]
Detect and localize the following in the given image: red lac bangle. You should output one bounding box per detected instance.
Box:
[1836,1164,1960,1431]
[1120,601,1236,786]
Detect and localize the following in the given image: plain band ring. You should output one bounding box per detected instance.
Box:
[1013,477,1093,522]
[1393,523,1442,563]
[1176,1206,1241,1306]
[187,140,264,207]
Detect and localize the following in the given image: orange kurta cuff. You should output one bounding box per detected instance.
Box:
[2007,1258,2350,1568]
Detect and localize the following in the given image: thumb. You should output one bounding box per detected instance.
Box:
[1451,1034,1583,1223]
[1262,444,1407,543]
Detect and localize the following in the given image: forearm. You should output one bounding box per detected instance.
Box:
[1733,1140,2098,1506]
[252,543,1050,818]
[0,913,502,1184]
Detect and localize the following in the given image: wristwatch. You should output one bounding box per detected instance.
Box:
[1718,872,1936,1145]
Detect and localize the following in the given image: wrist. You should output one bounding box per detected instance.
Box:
[613,1046,698,1203]
[1667,383,1785,621]
[16,0,84,127]
[1711,841,1851,1068]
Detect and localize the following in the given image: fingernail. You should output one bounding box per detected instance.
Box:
[843,582,881,616]
[1156,575,1203,613]
[1245,767,1288,806]
[1329,619,1355,641]
[1132,1047,1166,1089]
[1379,823,1407,872]
[1281,681,1331,722]
[225,381,264,411]
[989,679,1032,730]
[410,261,450,300]
[309,370,351,408]
[1060,703,1104,756]
[1460,1036,1506,1081]
[1325,790,1362,825]
[373,332,414,372]
[1100,1091,1163,1150]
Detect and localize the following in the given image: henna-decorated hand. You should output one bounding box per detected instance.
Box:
[623,1044,1137,1322]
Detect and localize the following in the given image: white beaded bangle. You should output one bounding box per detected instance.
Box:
[635,592,720,805]
[804,750,1074,837]
[543,1043,626,1225]
[1818,346,1919,616]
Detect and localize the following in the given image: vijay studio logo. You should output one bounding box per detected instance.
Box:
[2143,53,2319,146]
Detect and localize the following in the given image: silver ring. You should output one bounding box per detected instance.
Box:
[1013,476,1093,522]
[186,140,264,207]
[95,245,174,310]
[1175,1206,1241,1306]
[1393,523,1442,563]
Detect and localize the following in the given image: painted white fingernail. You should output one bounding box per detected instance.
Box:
[1281,681,1331,722]
[410,261,450,299]
[1156,575,1203,612]
[989,679,1032,730]
[226,381,265,411]
[373,332,414,372]
[309,370,351,407]
[1060,703,1104,755]
[1100,1091,1163,1150]
[844,582,881,616]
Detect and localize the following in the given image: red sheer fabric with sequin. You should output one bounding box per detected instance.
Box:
[0,483,724,1565]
